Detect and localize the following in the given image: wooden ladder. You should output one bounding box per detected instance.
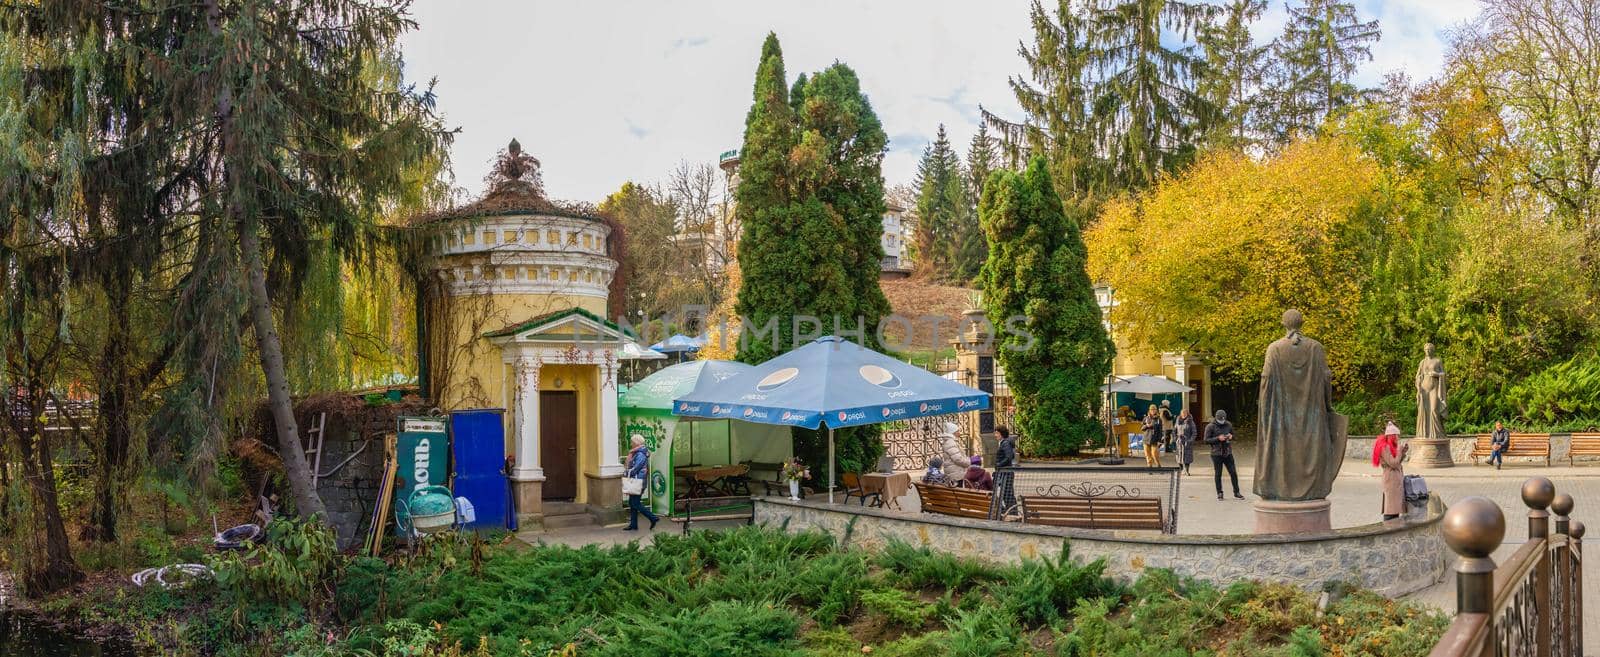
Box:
[304,412,327,486]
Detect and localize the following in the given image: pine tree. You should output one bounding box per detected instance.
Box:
[1265,0,1381,143]
[1197,0,1270,149]
[966,123,1000,207]
[989,0,1098,197]
[979,157,1114,456]
[912,125,968,279]
[1087,0,1218,189]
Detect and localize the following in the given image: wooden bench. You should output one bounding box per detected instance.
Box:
[1469,433,1551,466]
[669,496,754,534]
[1568,433,1600,465]
[1018,495,1168,533]
[912,482,992,520]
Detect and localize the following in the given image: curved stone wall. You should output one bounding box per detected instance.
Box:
[755,496,1448,597]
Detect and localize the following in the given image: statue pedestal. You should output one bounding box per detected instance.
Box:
[1253,499,1332,534]
[1409,438,1455,468]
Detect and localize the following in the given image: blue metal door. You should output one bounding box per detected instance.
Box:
[450,409,509,531]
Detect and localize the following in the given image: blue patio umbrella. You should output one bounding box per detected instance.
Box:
[650,334,704,353]
[672,336,990,503]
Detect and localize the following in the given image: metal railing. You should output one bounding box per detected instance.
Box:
[1429,477,1584,657]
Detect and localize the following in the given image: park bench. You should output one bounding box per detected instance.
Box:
[1469,433,1551,467]
[1567,433,1600,465]
[912,482,993,520]
[1018,495,1169,533]
[669,495,754,535]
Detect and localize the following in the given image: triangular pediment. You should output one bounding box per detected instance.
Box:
[484,307,632,345]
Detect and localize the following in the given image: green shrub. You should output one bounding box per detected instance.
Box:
[989,546,1119,627]
[860,588,932,629]
[874,540,1002,591]
[599,600,799,657]
[944,605,1024,656]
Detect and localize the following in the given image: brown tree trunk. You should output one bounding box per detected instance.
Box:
[207,0,323,522]
[12,392,82,594]
[87,271,132,542]
[238,222,326,520]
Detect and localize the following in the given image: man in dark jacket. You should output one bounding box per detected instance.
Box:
[1205,410,1244,501]
[994,426,1017,515]
[1489,421,1510,470]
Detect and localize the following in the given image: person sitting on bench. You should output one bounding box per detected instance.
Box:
[963,455,994,491]
[1489,421,1510,470]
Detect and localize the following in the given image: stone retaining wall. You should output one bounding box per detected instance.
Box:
[755,497,1448,597]
[1345,434,1599,465]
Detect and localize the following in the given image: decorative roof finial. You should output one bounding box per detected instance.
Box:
[488,138,543,197]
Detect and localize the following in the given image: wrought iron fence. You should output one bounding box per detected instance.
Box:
[1427,478,1584,657]
[881,416,947,472]
[990,465,1181,533]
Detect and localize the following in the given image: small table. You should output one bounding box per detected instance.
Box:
[860,472,911,510]
[680,464,747,498]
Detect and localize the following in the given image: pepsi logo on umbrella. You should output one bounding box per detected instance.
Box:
[756,367,799,391]
[858,365,901,389]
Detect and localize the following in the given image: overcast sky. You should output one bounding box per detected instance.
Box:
[400,1,1483,205]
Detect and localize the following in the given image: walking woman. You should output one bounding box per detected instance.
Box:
[1174,408,1197,475]
[1375,422,1409,521]
[1142,406,1163,467]
[623,435,658,531]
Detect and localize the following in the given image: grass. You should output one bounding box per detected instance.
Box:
[47,524,1447,656]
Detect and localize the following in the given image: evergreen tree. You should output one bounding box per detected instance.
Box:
[1197,0,1270,149]
[912,124,967,279]
[734,33,801,366]
[966,123,1000,207]
[1087,0,1218,189]
[1264,0,1380,143]
[989,0,1098,197]
[732,36,891,477]
[979,157,1114,456]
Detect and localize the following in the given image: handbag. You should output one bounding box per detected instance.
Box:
[622,476,645,496]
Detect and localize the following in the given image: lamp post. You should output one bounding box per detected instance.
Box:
[1100,373,1124,465]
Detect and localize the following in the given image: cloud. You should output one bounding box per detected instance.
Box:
[671,36,710,50]
[923,85,982,124]
[625,119,651,140]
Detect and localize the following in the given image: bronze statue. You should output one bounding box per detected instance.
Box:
[1415,342,1447,441]
[1254,309,1348,501]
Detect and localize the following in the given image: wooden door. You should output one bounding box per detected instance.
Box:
[539,391,578,500]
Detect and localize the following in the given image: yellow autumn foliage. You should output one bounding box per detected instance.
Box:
[1087,137,1381,386]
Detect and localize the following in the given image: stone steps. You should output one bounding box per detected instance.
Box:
[542,512,597,530]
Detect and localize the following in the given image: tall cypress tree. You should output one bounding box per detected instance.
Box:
[1264,0,1380,143]
[734,33,801,366]
[1087,0,1217,189]
[1197,0,1270,149]
[912,124,967,279]
[733,38,890,476]
[979,157,1113,455]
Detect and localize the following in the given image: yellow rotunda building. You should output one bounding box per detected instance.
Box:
[417,141,633,523]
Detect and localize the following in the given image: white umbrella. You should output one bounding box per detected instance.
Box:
[619,341,668,360]
[1100,374,1191,395]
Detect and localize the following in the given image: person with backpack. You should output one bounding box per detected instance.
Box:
[1159,400,1176,453]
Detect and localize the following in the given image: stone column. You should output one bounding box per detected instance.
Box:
[598,357,623,477]
[585,356,626,515]
[509,355,544,520]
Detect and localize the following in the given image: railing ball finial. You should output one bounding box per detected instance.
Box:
[1551,493,1574,517]
[1443,496,1506,559]
[1521,477,1555,511]
[1442,496,1505,615]
[1572,521,1586,542]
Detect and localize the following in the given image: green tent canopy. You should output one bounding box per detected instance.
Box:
[617,360,792,513]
